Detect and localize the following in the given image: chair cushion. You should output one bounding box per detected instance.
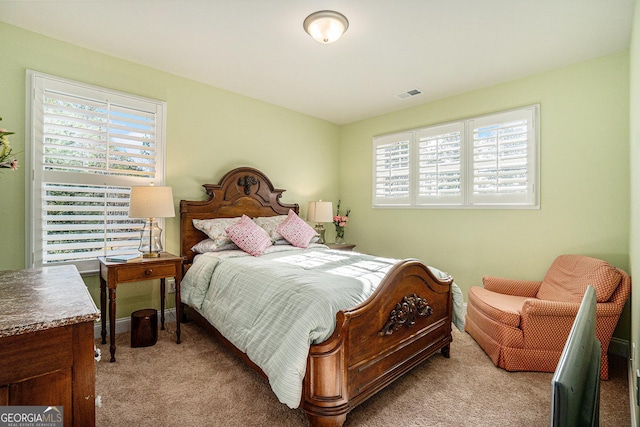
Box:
[468,286,530,328]
[536,255,622,303]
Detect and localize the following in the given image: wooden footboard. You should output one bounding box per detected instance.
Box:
[303,259,453,427]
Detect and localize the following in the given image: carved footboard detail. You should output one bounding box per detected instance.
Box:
[378,293,433,336]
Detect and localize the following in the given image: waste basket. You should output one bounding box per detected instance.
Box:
[131,308,158,348]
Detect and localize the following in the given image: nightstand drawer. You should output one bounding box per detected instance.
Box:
[116,263,177,283]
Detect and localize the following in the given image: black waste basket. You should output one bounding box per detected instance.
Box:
[131,308,158,348]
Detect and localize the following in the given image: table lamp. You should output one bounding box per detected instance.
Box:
[307,200,333,244]
[128,185,175,257]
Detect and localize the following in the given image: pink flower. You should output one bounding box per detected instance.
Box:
[333,200,351,230]
[10,159,18,170]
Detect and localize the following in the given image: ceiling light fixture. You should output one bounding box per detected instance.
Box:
[303,10,349,44]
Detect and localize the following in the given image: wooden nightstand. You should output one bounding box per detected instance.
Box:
[325,243,356,251]
[98,252,183,362]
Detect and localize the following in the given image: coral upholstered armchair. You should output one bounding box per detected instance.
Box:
[465,254,630,380]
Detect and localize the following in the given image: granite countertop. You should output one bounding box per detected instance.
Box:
[0,264,100,338]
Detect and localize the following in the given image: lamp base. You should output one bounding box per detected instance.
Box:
[142,252,161,258]
[139,219,164,257]
[314,223,326,244]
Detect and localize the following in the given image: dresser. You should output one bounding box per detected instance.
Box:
[0,265,100,427]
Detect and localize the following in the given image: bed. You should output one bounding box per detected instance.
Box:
[179,167,454,427]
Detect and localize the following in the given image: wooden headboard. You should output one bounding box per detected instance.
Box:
[180,167,299,265]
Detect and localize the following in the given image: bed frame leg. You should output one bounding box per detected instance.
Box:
[441,343,450,358]
[180,303,189,323]
[306,413,347,427]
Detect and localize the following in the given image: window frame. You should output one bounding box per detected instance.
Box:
[25,70,167,274]
[372,104,540,209]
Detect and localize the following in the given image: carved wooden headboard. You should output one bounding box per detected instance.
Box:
[179,167,299,266]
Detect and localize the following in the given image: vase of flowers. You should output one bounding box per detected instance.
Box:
[333,200,351,244]
[0,117,19,172]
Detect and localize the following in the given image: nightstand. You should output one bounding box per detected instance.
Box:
[325,243,356,251]
[98,252,183,362]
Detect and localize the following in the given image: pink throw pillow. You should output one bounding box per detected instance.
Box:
[276,210,318,248]
[225,215,272,256]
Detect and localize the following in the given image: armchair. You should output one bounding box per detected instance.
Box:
[465,254,630,380]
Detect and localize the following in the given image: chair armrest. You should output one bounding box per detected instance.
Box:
[520,299,581,349]
[482,276,542,297]
[521,299,580,317]
[522,299,621,318]
[595,302,625,317]
[520,299,622,350]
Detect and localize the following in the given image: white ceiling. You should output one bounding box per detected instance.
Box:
[0,0,634,125]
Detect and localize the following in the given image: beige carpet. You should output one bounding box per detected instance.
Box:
[95,322,630,426]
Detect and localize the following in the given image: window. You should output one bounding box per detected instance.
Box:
[26,71,166,273]
[373,105,539,209]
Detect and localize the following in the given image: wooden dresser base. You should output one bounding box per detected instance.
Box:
[0,321,96,427]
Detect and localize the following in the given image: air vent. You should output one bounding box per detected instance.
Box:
[395,88,423,99]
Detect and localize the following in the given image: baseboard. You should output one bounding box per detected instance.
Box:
[629,358,638,427]
[93,308,176,339]
[610,337,629,358]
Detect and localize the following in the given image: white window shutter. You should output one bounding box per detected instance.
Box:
[38,184,141,269]
[371,105,539,209]
[416,122,464,206]
[469,106,538,206]
[373,132,412,206]
[29,71,166,273]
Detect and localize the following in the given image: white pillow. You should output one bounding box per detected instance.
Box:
[253,215,288,243]
[192,218,240,250]
[191,239,239,253]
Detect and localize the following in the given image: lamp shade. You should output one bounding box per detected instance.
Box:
[307,201,333,223]
[303,10,349,44]
[129,186,175,219]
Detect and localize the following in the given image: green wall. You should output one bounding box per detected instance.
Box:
[0,22,340,317]
[340,52,631,338]
[0,21,633,347]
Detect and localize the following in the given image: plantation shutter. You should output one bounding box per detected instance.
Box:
[416,122,464,205]
[373,132,412,206]
[469,107,537,206]
[30,72,166,273]
[371,105,538,209]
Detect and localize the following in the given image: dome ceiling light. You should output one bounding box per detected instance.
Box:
[303,10,349,44]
